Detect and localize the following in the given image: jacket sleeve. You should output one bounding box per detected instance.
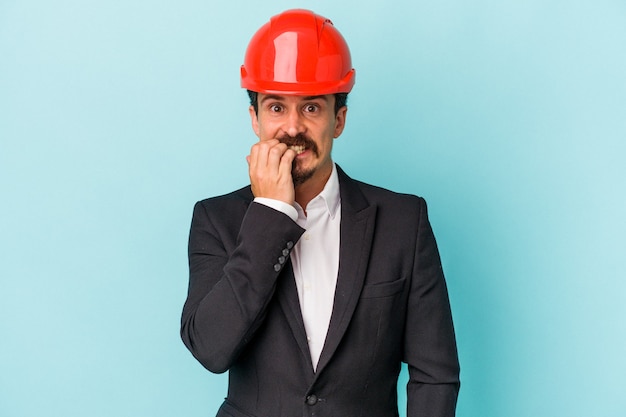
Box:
[404,198,460,416]
[180,200,305,373]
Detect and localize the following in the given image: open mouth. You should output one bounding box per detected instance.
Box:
[289,145,306,155]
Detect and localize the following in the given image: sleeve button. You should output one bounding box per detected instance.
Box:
[305,395,318,405]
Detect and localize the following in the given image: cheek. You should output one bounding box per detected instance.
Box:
[318,137,335,155]
[256,124,278,141]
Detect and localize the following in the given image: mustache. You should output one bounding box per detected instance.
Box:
[278,133,318,155]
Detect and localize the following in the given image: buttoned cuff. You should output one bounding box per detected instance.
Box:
[253,197,298,222]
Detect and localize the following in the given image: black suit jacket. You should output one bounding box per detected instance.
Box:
[181,166,460,417]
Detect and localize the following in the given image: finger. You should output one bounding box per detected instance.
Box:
[248,140,268,173]
[278,148,297,176]
[247,145,259,179]
[250,139,278,170]
[267,142,288,175]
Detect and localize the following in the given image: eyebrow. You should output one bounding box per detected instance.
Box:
[259,94,329,104]
[259,94,284,104]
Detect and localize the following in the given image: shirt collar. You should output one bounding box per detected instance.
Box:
[309,163,341,219]
[295,163,341,220]
[315,163,341,219]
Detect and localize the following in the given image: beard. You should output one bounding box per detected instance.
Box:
[278,133,319,187]
[291,163,314,187]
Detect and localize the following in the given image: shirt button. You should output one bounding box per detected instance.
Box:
[278,256,286,264]
[306,395,318,405]
[273,264,281,272]
[286,241,294,249]
[282,249,290,256]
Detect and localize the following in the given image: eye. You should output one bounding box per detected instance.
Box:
[303,103,320,113]
[268,103,283,113]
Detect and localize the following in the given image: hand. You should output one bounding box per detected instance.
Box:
[247,139,297,205]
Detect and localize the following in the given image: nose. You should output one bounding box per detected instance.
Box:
[283,109,306,137]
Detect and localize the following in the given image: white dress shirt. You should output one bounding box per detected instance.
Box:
[254,164,341,370]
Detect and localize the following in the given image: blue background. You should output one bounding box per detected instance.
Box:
[1,1,625,416]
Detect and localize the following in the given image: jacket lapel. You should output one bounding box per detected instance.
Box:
[314,166,377,375]
[276,262,316,375]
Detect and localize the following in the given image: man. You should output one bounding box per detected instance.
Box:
[181,9,460,417]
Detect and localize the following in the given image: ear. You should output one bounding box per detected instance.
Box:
[249,105,260,138]
[333,106,348,138]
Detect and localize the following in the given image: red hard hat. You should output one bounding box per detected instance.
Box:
[241,9,355,95]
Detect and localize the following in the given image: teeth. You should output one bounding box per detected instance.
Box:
[289,145,305,154]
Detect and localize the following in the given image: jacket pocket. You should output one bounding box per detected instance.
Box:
[218,401,256,417]
[360,277,406,299]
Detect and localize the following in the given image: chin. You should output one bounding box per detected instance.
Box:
[292,168,315,187]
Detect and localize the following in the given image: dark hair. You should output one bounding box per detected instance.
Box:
[247,90,348,115]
